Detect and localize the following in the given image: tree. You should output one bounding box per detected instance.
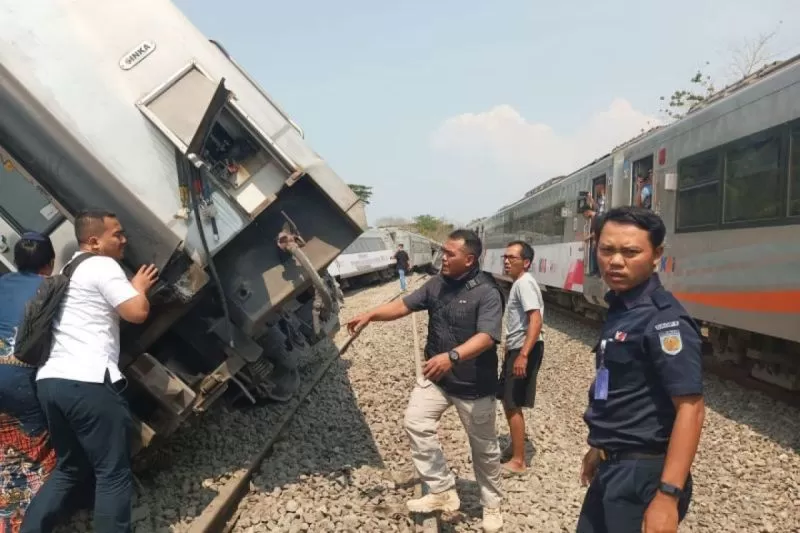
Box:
[348,184,373,205]
[413,215,439,235]
[659,26,781,121]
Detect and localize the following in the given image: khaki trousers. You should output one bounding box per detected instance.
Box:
[403,383,503,508]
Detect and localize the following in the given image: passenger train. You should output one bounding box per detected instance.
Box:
[471,55,800,394]
[326,227,440,289]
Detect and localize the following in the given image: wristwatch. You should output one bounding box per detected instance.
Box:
[658,482,683,498]
[448,350,460,365]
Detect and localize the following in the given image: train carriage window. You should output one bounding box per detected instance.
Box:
[723,134,782,223]
[676,152,720,230]
[789,130,800,217]
[0,158,62,234]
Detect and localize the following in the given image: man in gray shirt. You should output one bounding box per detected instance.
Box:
[498,240,544,475]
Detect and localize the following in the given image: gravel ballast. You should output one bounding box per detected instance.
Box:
[57,275,800,532]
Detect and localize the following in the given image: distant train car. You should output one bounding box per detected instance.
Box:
[388,229,440,273]
[476,55,800,394]
[326,228,396,288]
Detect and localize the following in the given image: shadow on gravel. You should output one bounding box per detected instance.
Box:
[246,357,386,495]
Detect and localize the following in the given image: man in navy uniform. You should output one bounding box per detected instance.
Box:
[577,206,705,533]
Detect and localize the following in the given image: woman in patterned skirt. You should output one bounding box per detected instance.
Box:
[0,232,57,533]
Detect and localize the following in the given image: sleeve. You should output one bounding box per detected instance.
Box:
[645,313,703,397]
[402,278,436,311]
[476,288,503,342]
[519,277,543,313]
[91,258,140,308]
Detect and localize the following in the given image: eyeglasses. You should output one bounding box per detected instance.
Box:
[502,255,522,261]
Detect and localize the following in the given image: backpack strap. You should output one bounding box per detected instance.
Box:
[61,252,95,278]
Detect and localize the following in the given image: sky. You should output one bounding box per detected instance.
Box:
[174,0,799,226]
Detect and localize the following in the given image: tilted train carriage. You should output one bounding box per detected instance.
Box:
[0,0,366,455]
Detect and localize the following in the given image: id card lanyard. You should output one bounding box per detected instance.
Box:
[594,339,609,400]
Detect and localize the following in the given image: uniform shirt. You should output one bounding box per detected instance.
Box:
[403,268,503,399]
[504,272,544,350]
[583,274,703,452]
[37,253,139,384]
[0,272,45,356]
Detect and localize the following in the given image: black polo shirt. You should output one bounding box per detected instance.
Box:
[583,274,703,452]
[402,268,503,399]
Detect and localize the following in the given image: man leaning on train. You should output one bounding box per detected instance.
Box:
[576,206,705,533]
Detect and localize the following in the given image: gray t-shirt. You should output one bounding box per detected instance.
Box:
[504,272,544,350]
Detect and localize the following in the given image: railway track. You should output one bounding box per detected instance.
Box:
[187,276,441,533]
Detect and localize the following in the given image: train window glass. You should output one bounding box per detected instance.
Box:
[723,135,781,223]
[676,152,720,230]
[790,131,800,217]
[677,184,719,228]
[0,159,61,234]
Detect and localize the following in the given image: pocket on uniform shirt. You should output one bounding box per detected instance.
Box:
[604,341,637,366]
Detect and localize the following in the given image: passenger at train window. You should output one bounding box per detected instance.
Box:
[497,240,544,476]
[0,232,57,533]
[636,169,653,210]
[577,206,705,533]
[584,184,606,276]
[345,229,505,533]
[22,210,159,533]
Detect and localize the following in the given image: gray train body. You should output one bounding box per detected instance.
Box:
[474,56,800,394]
[0,0,366,454]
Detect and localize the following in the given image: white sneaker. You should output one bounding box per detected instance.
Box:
[406,488,460,513]
[482,506,503,532]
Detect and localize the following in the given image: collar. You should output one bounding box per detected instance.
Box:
[604,273,662,309]
[442,266,481,287]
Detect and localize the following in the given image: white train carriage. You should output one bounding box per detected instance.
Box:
[477,55,800,393]
[326,228,396,288]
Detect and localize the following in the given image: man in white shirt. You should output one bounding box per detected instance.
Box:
[497,240,544,475]
[23,210,158,533]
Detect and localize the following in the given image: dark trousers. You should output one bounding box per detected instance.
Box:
[21,375,133,533]
[576,457,692,533]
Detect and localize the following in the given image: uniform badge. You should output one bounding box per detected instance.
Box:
[614,331,627,342]
[658,330,683,355]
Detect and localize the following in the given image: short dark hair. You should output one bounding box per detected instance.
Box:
[14,233,55,273]
[507,240,534,267]
[75,209,117,244]
[596,206,666,249]
[448,228,482,259]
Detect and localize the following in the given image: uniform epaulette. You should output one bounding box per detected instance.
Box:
[650,289,673,310]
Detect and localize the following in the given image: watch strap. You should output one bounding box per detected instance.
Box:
[658,482,682,498]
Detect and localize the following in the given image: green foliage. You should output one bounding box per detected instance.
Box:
[348,184,373,205]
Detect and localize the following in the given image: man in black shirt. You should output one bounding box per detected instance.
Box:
[347,229,504,533]
[394,244,411,292]
[577,207,705,533]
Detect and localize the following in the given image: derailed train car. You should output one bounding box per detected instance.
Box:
[0,0,366,454]
[476,55,800,395]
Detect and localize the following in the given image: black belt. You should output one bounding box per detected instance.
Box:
[598,449,666,462]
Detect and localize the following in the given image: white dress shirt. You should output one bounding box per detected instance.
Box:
[37,252,139,384]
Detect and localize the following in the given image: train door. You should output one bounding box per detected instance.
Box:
[0,148,70,273]
[584,174,607,277]
[631,155,654,209]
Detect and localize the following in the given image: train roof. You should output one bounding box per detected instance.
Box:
[484,53,800,219]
